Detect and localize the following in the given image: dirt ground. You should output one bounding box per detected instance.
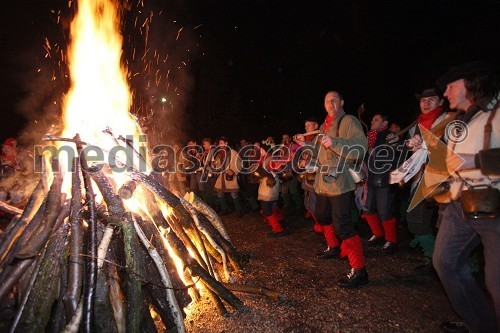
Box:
[185,207,461,333]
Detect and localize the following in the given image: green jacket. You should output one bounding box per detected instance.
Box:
[313,110,368,196]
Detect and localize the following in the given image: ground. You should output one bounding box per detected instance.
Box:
[185,208,460,333]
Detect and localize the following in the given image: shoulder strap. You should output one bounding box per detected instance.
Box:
[336,115,346,138]
[484,101,499,149]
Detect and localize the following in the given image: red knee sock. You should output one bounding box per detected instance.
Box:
[267,213,283,233]
[362,213,384,238]
[322,224,340,248]
[340,235,365,269]
[382,218,397,243]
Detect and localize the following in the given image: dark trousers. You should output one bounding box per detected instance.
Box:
[364,184,396,221]
[315,191,357,240]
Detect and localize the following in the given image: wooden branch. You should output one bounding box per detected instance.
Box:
[183,191,232,242]
[77,134,99,333]
[17,221,70,332]
[64,157,84,319]
[133,217,186,333]
[0,201,23,216]
[7,248,46,333]
[221,283,287,301]
[0,180,44,239]
[16,172,63,259]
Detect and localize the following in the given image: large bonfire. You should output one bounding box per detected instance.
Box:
[0,0,257,331]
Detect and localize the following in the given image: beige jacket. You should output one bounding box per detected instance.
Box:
[313,110,368,196]
[214,148,242,193]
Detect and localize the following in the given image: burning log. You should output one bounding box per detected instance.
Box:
[118,180,137,200]
[183,191,231,242]
[0,147,260,331]
[131,175,246,311]
[133,216,186,332]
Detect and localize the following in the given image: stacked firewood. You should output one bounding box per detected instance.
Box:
[0,139,250,332]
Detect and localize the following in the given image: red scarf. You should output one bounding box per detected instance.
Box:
[417,106,443,130]
[324,115,333,132]
[367,126,387,148]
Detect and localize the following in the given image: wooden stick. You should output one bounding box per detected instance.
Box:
[16,172,63,259]
[221,283,287,301]
[133,217,186,333]
[7,248,46,333]
[16,221,70,332]
[77,134,99,333]
[0,201,23,216]
[64,157,84,319]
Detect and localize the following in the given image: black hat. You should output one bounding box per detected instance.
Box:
[415,88,440,100]
[436,61,497,89]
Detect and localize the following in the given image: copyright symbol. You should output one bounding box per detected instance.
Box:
[445,120,468,144]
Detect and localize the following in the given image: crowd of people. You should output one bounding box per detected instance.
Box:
[162,61,500,333]
[0,61,498,332]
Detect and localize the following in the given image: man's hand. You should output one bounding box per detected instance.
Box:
[293,134,305,146]
[321,135,335,148]
[446,153,474,174]
[386,133,399,145]
[407,134,423,151]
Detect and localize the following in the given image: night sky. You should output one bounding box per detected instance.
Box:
[1,0,500,146]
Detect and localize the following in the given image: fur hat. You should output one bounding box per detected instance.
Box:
[436,61,498,89]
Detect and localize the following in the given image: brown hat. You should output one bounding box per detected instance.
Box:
[415,88,440,100]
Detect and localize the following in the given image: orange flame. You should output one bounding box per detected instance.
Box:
[61,0,146,191]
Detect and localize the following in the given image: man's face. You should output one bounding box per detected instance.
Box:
[282,135,290,144]
[389,123,400,133]
[202,141,211,151]
[304,121,318,133]
[370,115,387,130]
[444,79,470,111]
[324,92,343,116]
[419,95,441,114]
[218,140,227,147]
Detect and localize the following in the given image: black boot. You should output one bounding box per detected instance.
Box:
[440,321,469,333]
[315,246,341,260]
[339,267,369,288]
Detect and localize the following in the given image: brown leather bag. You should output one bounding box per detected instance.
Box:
[460,186,500,219]
[459,105,499,219]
